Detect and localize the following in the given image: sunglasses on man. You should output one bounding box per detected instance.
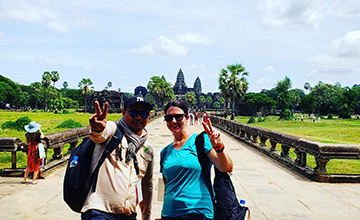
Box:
[128,110,149,119]
[164,114,186,122]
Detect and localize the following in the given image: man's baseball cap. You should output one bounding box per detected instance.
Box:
[124,96,153,111]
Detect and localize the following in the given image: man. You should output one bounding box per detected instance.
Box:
[81,96,154,220]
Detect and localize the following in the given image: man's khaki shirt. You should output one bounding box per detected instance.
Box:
[81,121,154,220]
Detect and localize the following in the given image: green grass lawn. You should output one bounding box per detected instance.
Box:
[0,109,122,170]
[234,115,360,144]
[232,115,360,174]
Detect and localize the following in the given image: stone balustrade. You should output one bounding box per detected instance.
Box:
[210,115,360,183]
[0,110,163,176]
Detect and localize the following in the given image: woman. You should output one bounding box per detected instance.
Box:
[160,100,233,220]
[22,121,45,185]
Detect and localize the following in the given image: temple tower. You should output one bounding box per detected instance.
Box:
[173,68,187,95]
[193,77,202,96]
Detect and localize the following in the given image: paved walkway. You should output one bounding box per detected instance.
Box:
[0,117,359,220]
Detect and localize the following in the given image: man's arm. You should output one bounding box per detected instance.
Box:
[89,121,117,143]
[139,158,154,220]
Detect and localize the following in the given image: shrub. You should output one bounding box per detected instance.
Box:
[327,113,334,119]
[257,117,266,122]
[279,109,292,120]
[55,119,83,129]
[247,117,256,124]
[1,116,32,131]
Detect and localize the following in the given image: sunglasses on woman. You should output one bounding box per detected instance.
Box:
[164,114,185,122]
[128,110,149,119]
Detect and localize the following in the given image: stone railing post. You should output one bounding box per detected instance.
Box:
[314,156,330,175]
[294,148,307,167]
[280,144,290,158]
[270,140,277,151]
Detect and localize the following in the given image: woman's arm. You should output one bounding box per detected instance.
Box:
[39,129,45,139]
[202,120,233,172]
[207,148,233,172]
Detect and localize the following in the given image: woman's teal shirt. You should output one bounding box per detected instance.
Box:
[160,134,213,219]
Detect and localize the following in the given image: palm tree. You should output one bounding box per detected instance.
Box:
[63,81,68,90]
[219,64,249,114]
[41,71,52,111]
[304,82,311,94]
[51,71,60,87]
[206,96,213,109]
[218,97,225,108]
[42,71,51,88]
[199,95,205,110]
[78,78,94,113]
[185,92,197,108]
[147,76,174,108]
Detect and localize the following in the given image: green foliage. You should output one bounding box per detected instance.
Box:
[50,71,60,87]
[242,93,276,115]
[55,119,83,129]
[276,77,292,117]
[219,64,249,113]
[327,113,334,119]
[42,71,52,88]
[1,116,32,131]
[300,94,315,115]
[339,104,352,119]
[279,109,292,120]
[257,117,266,122]
[147,76,175,108]
[185,92,197,107]
[247,116,255,124]
[213,101,220,109]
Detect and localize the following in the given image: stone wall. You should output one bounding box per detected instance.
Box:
[210,115,360,183]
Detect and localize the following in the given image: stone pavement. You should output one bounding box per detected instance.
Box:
[0,116,359,220]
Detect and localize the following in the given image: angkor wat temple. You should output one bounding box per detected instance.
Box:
[87,68,220,112]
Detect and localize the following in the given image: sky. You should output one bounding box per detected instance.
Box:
[1,0,360,93]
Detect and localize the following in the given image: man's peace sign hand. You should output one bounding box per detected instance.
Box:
[202,119,223,148]
[89,101,109,132]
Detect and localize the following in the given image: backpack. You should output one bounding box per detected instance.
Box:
[195,131,249,220]
[63,124,124,213]
[38,143,46,159]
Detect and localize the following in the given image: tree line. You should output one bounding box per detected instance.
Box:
[1,67,360,119]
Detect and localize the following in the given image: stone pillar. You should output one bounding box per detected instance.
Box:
[280,144,290,158]
[259,136,267,147]
[294,148,307,167]
[270,140,277,151]
[314,157,329,175]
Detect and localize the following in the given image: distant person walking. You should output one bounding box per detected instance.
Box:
[22,121,45,185]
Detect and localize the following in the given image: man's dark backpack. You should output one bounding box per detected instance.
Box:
[63,124,123,213]
[195,131,250,220]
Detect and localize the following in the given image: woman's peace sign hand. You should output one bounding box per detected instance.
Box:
[89,101,109,132]
[202,119,223,148]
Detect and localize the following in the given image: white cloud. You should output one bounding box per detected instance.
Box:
[46,21,69,33]
[262,65,275,72]
[183,64,206,73]
[329,30,360,57]
[256,0,324,29]
[130,36,189,58]
[307,30,360,79]
[176,33,212,45]
[253,77,277,91]
[0,1,89,33]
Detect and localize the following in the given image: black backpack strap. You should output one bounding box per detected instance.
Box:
[195,131,215,204]
[90,123,124,191]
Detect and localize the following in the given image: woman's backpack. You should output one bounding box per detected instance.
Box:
[195,131,249,220]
